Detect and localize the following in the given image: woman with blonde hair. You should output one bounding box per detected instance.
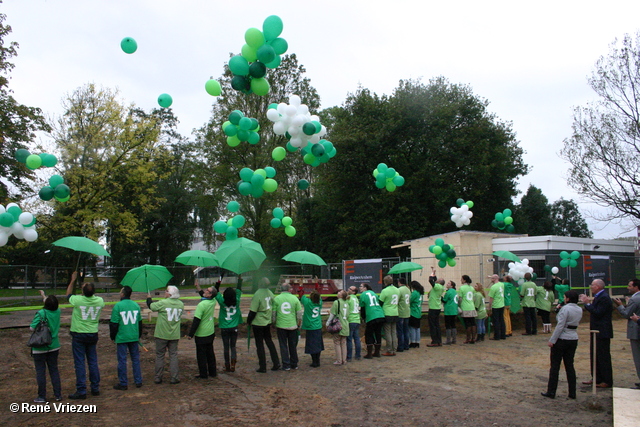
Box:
[473,283,488,342]
[326,290,349,365]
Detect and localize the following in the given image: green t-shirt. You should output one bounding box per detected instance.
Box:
[31,308,61,352]
[215,289,242,329]
[443,288,459,316]
[520,281,537,307]
[194,298,216,337]
[69,294,105,333]
[397,285,411,318]
[473,292,487,319]
[150,298,184,340]
[379,285,399,316]
[330,298,349,337]
[110,299,141,343]
[301,295,322,330]
[488,282,505,309]
[555,284,570,303]
[458,284,475,311]
[409,290,423,318]
[536,287,553,312]
[503,281,513,306]
[249,288,275,327]
[359,290,385,322]
[428,283,444,310]
[347,294,361,323]
[274,291,301,329]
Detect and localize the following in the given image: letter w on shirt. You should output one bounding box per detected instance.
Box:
[79,306,101,320]
[120,310,138,325]
[166,308,183,322]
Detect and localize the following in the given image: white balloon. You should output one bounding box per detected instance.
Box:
[6,202,19,210]
[0,231,8,246]
[462,218,471,226]
[23,228,38,242]
[273,122,287,135]
[460,204,469,212]
[0,205,5,214]
[309,134,321,144]
[310,115,319,122]
[19,212,34,225]
[521,258,529,265]
[287,126,301,136]
[465,211,473,218]
[285,105,297,116]
[266,109,280,122]
[289,137,303,148]
[277,103,288,114]
[318,125,327,137]
[289,94,301,106]
[292,115,306,127]
[551,267,559,274]
[298,104,309,115]
[450,207,457,214]
[11,222,24,239]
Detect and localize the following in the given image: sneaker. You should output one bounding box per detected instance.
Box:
[34,397,46,403]
[91,390,100,396]
[68,392,86,400]
[170,379,180,385]
[283,366,291,371]
[113,384,128,391]
[55,396,63,402]
[270,365,281,371]
[135,383,143,388]
[256,368,267,373]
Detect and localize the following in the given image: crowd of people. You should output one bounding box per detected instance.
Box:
[28,269,640,404]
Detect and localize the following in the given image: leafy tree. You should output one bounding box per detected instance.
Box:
[0,9,50,201]
[514,185,554,236]
[550,198,593,238]
[560,32,640,225]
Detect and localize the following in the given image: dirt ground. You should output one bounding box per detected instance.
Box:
[0,311,636,427]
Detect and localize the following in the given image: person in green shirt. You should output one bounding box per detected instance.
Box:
[346,286,362,361]
[503,275,514,337]
[247,277,280,373]
[215,282,243,373]
[274,283,302,370]
[379,275,399,356]
[31,291,62,403]
[427,273,445,347]
[147,285,184,384]
[396,277,411,352]
[301,290,324,367]
[487,274,506,340]
[473,283,488,342]
[459,275,477,344]
[66,271,105,399]
[327,290,350,365]
[443,281,459,345]
[110,285,142,390]
[520,273,538,335]
[359,283,385,358]
[408,281,424,348]
[187,286,217,379]
[536,281,554,333]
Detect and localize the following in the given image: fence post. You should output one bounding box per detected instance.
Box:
[23,265,28,305]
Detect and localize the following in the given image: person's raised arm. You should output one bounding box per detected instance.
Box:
[66,271,78,299]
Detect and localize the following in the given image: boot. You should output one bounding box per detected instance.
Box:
[444,329,452,345]
[451,329,457,344]
[471,326,477,343]
[373,344,381,357]
[224,363,231,372]
[364,345,374,359]
[230,359,236,372]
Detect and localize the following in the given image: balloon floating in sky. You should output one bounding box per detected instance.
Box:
[205,79,222,96]
[297,179,309,190]
[213,201,246,241]
[508,259,534,285]
[559,250,580,268]
[0,203,38,245]
[120,37,138,54]
[15,149,58,170]
[429,238,456,268]
[39,174,70,202]
[450,199,474,228]
[270,207,296,237]
[372,163,405,192]
[223,110,260,146]
[491,209,515,233]
[237,167,278,198]
[157,93,173,108]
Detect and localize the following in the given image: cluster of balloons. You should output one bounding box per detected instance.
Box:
[237,167,278,198]
[223,110,260,147]
[491,209,515,233]
[450,199,474,228]
[15,149,58,170]
[213,201,246,241]
[39,174,70,202]
[229,15,288,96]
[270,207,296,237]
[559,250,581,268]
[372,163,405,192]
[0,203,38,245]
[544,265,560,275]
[299,139,336,167]
[508,259,535,285]
[429,238,457,268]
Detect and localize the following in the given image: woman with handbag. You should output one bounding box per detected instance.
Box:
[326,290,349,365]
[30,291,62,403]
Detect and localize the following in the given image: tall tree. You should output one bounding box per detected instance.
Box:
[515,185,554,236]
[550,198,593,238]
[560,32,640,225]
[0,9,50,201]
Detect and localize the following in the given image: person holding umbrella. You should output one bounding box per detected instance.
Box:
[110,285,143,390]
[147,286,184,384]
[247,277,281,373]
[187,286,217,379]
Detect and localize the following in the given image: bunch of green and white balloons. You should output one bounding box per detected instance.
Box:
[450,199,474,228]
[0,203,38,245]
[508,259,535,285]
[270,207,296,237]
[372,163,405,192]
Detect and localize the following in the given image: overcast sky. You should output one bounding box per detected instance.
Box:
[3,0,639,240]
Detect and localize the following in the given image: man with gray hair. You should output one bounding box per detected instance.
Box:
[579,279,613,388]
[147,286,184,384]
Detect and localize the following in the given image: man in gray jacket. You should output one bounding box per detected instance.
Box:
[613,278,640,389]
[541,290,582,399]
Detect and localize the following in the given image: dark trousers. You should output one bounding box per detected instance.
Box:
[538,309,551,324]
[396,317,410,350]
[252,324,280,370]
[428,309,442,344]
[194,333,216,378]
[277,328,299,369]
[71,332,100,394]
[523,307,537,334]
[492,307,505,339]
[33,350,61,400]
[117,342,142,386]
[221,328,238,365]
[364,318,384,345]
[590,335,613,385]
[547,338,578,397]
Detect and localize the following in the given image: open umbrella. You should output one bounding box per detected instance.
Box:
[121,264,173,293]
[52,236,111,257]
[215,237,266,274]
[492,251,521,263]
[388,261,423,274]
[282,250,327,266]
[174,250,218,267]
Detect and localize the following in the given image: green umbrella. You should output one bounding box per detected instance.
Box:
[52,236,111,257]
[121,264,173,293]
[492,251,521,263]
[174,250,218,267]
[388,261,423,274]
[282,250,327,266]
[214,237,266,274]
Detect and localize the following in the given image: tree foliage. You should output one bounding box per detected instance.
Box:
[550,198,593,238]
[560,32,640,224]
[514,185,554,236]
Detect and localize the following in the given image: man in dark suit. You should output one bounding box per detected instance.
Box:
[613,278,640,389]
[579,279,613,388]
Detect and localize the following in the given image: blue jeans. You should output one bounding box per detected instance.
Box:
[476,318,486,334]
[276,328,299,369]
[117,342,142,386]
[346,323,361,360]
[71,332,100,394]
[33,350,61,400]
[396,317,410,350]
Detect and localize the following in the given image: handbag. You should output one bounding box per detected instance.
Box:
[28,310,52,347]
[327,301,342,334]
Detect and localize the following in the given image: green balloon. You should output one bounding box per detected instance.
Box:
[240,44,258,62]
[229,55,250,76]
[249,61,267,78]
[158,93,173,108]
[7,205,22,220]
[297,179,309,190]
[543,264,551,272]
[273,208,284,219]
[503,208,512,217]
[254,168,267,178]
[438,260,447,269]
[569,259,578,268]
[231,75,250,91]
[42,153,58,167]
[570,250,580,260]
[251,174,265,188]
[270,218,281,228]
[120,37,137,54]
[229,110,244,125]
[456,198,465,207]
[232,215,246,228]
[239,167,254,182]
[437,252,448,261]
[205,79,221,96]
[226,136,241,147]
[311,143,325,157]
[559,251,569,259]
[256,44,276,64]
[227,201,240,213]
[559,259,569,268]
[392,175,405,186]
[269,37,288,55]
[214,220,229,234]
[465,200,474,209]
[250,77,270,96]
[55,195,70,202]
[286,142,298,152]
[263,15,283,41]
[247,132,260,145]
[282,216,293,227]
[54,184,70,198]
[264,167,276,178]
[505,224,515,233]
[272,146,286,161]
[284,225,296,237]
[504,216,513,225]
[495,212,504,221]
[385,182,396,192]
[15,148,30,163]
[0,212,14,227]
[49,174,64,188]
[264,54,281,69]
[435,238,444,247]
[447,258,457,267]
[262,178,278,193]
[303,153,316,165]
[226,226,238,239]
[251,186,264,198]
[238,117,252,131]
[432,246,443,255]
[244,28,265,49]
[238,181,252,196]
[223,123,238,137]
[302,122,317,136]
[26,154,42,170]
[39,186,55,201]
